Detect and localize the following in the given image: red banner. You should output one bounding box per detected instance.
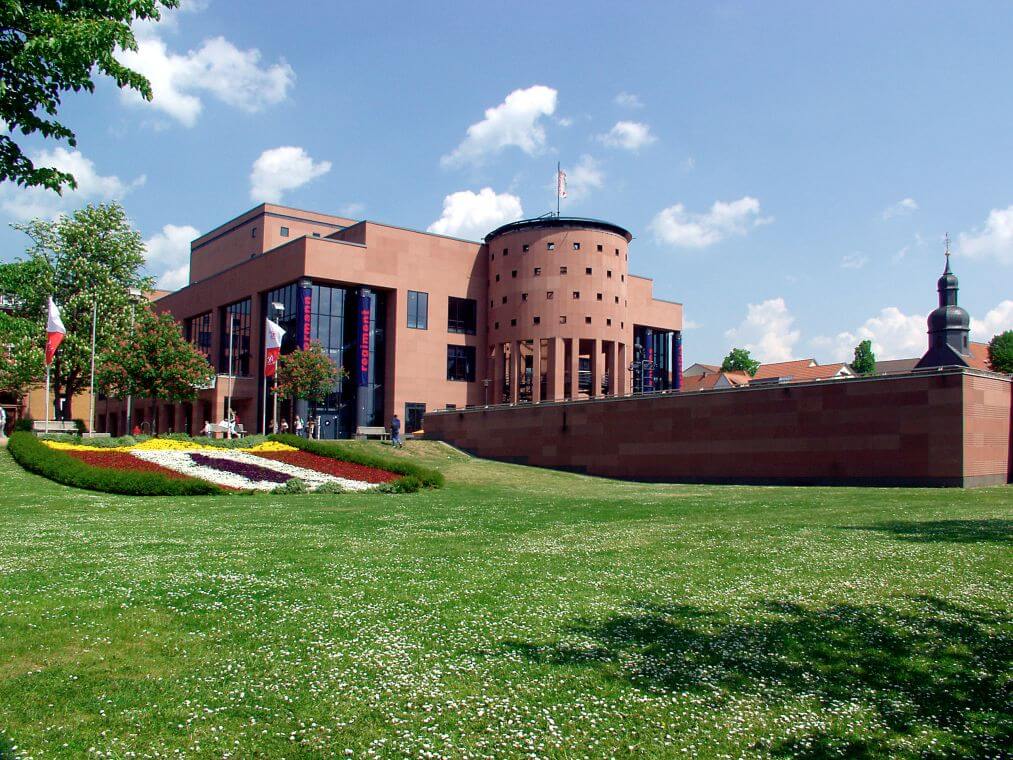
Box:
[265,347,280,377]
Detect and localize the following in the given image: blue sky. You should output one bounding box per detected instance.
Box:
[1,0,1011,365]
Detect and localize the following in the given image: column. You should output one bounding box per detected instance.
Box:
[532,339,542,403]
[568,337,581,399]
[605,340,618,396]
[490,343,503,405]
[589,338,603,398]
[618,342,629,396]
[509,340,521,404]
[547,337,565,401]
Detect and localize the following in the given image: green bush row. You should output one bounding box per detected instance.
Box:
[7,432,225,496]
[37,433,139,448]
[267,434,444,491]
[162,433,269,449]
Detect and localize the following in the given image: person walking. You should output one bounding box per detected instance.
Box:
[390,413,403,448]
[295,415,305,437]
[307,418,316,440]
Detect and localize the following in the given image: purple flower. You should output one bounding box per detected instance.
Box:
[189,453,291,484]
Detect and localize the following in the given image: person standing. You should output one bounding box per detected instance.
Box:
[0,406,7,440]
[280,419,290,434]
[295,415,304,437]
[307,418,316,440]
[390,413,402,448]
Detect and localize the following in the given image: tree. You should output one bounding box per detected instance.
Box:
[852,339,876,375]
[0,0,177,192]
[97,306,215,432]
[987,330,1013,373]
[0,262,44,401]
[721,347,760,377]
[8,203,153,419]
[277,343,345,409]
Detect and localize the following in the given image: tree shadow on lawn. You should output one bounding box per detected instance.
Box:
[843,519,1013,544]
[503,596,1011,758]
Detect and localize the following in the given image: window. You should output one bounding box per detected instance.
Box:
[495,321,500,329]
[312,232,321,238]
[280,226,290,237]
[187,312,213,359]
[621,274,625,282]
[546,290,554,299]
[503,247,509,256]
[496,274,501,282]
[502,296,508,304]
[251,227,257,238]
[533,267,542,276]
[522,244,530,252]
[407,290,428,329]
[585,316,592,324]
[560,266,568,275]
[510,318,517,326]
[547,242,555,250]
[606,318,612,326]
[572,291,580,299]
[490,300,494,308]
[585,267,592,275]
[597,244,603,252]
[607,270,612,278]
[559,315,567,324]
[615,248,620,255]
[405,403,426,434]
[533,316,540,325]
[219,298,251,376]
[621,322,624,329]
[521,293,528,302]
[573,242,581,250]
[448,297,477,335]
[615,295,619,303]
[511,270,518,278]
[490,252,494,261]
[596,293,603,301]
[447,346,476,382]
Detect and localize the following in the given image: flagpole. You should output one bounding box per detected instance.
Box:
[226,313,235,439]
[88,300,97,437]
[45,364,50,434]
[557,161,561,217]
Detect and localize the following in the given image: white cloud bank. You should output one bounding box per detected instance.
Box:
[811,307,926,363]
[249,146,331,203]
[958,205,1013,265]
[144,223,200,290]
[117,22,295,127]
[596,120,656,151]
[427,188,522,241]
[650,196,771,249]
[441,85,557,168]
[882,197,918,220]
[0,147,144,220]
[971,300,1013,340]
[725,298,800,363]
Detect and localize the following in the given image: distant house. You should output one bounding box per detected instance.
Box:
[878,342,992,374]
[683,363,721,378]
[754,358,855,382]
[681,371,751,391]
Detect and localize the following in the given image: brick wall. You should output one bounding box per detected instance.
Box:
[425,368,1011,487]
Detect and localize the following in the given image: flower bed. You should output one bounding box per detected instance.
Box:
[66,450,192,480]
[252,450,399,484]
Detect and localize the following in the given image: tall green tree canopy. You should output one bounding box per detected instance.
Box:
[0,0,177,191]
[277,343,344,407]
[0,261,44,398]
[97,306,215,418]
[987,330,1013,373]
[8,202,153,417]
[721,347,760,377]
[852,339,876,375]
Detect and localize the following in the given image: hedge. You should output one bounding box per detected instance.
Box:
[268,434,444,491]
[6,432,225,496]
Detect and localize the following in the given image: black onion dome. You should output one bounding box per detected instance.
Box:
[928,304,970,332]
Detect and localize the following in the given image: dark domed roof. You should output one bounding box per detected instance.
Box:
[928,304,969,332]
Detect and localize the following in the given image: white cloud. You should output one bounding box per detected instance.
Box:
[958,205,1013,265]
[841,253,868,269]
[596,120,657,151]
[614,92,644,109]
[682,319,702,330]
[249,146,331,203]
[650,196,771,249]
[441,85,558,168]
[563,155,603,203]
[724,298,800,363]
[971,300,1013,341]
[427,188,522,241]
[811,307,926,362]
[117,25,295,127]
[0,147,144,220]
[337,202,365,218]
[882,197,918,220]
[144,223,199,290]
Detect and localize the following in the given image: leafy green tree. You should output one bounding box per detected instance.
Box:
[277,342,345,410]
[0,261,44,400]
[987,330,1013,373]
[97,306,215,432]
[852,339,876,375]
[721,347,760,377]
[0,0,177,191]
[8,203,153,419]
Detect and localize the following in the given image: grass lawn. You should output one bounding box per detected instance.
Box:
[0,441,1010,759]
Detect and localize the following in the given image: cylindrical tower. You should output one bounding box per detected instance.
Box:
[484,217,633,404]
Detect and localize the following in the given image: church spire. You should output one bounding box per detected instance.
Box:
[916,233,972,368]
[943,232,952,274]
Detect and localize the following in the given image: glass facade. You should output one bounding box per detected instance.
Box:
[407,290,428,329]
[186,311,213,359]
[447,345,476,382]
[219,299,251,375]
[632,326,678,392]
[264,283,300,354]
[447,296,477,334]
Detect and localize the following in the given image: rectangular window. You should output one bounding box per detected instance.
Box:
[219,298,252,376]
[585,267,592,275]
[407,290,428,329]
[606,318,612,326]
[573,242,581,250]
[448,296,477,335]
[585,316,592,324]
[511,270,517,278]
[533,267,541,276]
[522,244,530,252]
[607,270,612,278]
[559,315,567,324]
[187,312,213,359]
[546,290,554,299]
[503,248,509,256]
[596,293,603,301]
[597,244,603,252]
[533,316,540,325]
[405,402,426,434]
[251,227,257,238]
[280,226,289,237]
[560,266,568,275]
[547,242,555,251]
[312,232,321,238]
[501,296,508,304]
[572,291,580,299]
[447,345,476,381]
[521,292,528,301]
[615,248,620,255]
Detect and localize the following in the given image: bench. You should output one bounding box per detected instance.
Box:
[32,420,78,434]
[355,426,390,441]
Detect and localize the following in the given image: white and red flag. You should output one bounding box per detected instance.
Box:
[557,167,567,199]
[264,318,285,378]
[45,297,66,365]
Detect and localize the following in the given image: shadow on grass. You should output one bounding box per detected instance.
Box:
[844,519,1013,544]
[503,596,1011,757]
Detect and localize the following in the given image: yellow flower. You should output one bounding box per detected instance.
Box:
[249,441,298,452]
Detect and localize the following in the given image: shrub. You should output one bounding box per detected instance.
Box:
[314,481,346,495]
[375,475,423,494]
[13,416,33,432]
[72,418,86,435]
[7,432,224,496]
[272,478,308,494]
[163,433,268,449]
[268,434,444,492]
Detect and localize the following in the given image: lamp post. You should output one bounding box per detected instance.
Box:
[125,287,143,435]
[226,311,237,438]
[482,378,490,407]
